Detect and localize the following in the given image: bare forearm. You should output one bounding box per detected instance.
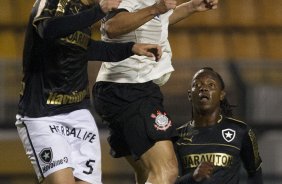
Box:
[169,1,196,25]
[105,6,159,38]
[169,0,219,25]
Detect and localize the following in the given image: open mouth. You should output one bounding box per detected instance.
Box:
[199,93,209,102]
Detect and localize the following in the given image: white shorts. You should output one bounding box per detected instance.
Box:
[15,109,102,184]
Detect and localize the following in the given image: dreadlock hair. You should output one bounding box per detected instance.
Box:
[200,67,236,117]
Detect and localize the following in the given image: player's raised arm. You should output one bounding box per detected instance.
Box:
[169,0,219,25]
[103,0,177,38]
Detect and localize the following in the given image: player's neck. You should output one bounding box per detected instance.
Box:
[192,111,222,127]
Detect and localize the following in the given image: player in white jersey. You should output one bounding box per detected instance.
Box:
[93,0,219,183]
[97,1,174,86]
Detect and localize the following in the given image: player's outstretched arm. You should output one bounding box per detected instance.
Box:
[104,0,177,38]
[87,40,162,62]
[36,0,121,40]
[36,5,105,40]
[169,0,219,25]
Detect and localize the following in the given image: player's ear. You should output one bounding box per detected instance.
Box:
[220,90,226,101]
[188,90,192,101]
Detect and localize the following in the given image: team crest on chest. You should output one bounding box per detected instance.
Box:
[39,147,53,164]
[151,110,172,131]
[222,129,236,142]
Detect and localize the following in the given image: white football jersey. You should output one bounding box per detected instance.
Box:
[96,0,174,86]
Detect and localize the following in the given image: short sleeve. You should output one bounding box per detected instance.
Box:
[33,0,56,28]
[241,128,262,174]
[118,0,140,12]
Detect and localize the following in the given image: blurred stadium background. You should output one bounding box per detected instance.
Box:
[0,0,282,183]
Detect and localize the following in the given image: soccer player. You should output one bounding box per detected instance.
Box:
[92,0,219,183]
[15,0,162,184]
[175,67,263,184]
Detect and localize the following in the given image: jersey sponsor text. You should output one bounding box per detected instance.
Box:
[49,125,96,143]
[182,153,233,168]
[47,89,87,105]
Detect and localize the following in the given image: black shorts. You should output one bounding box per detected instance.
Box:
[93,81,178,160]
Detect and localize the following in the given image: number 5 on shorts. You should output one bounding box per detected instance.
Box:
[83,159,95,175]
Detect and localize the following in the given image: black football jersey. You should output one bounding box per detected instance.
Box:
[18,0,133,117]
[175,116,262,184]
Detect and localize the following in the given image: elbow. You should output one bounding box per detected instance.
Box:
[104,22,121,39]
[104,29,116,39]
[37,22,55,41]
[105,28,125,39]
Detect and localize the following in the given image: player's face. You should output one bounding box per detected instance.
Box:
[190,70,225,114]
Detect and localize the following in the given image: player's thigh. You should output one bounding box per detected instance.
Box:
[43,168,75,184]
[67,109,102,184]
[140,140,178,171]
[16,119,73,182]
[42,168,91,184]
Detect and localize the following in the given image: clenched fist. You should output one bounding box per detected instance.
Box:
[132,43,162,61]
[191,0,219,11]
[193,162,215,182]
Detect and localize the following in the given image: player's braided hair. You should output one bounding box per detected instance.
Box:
[200,67,235,117]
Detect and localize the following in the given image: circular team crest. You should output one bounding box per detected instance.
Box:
[151,110,172,131]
